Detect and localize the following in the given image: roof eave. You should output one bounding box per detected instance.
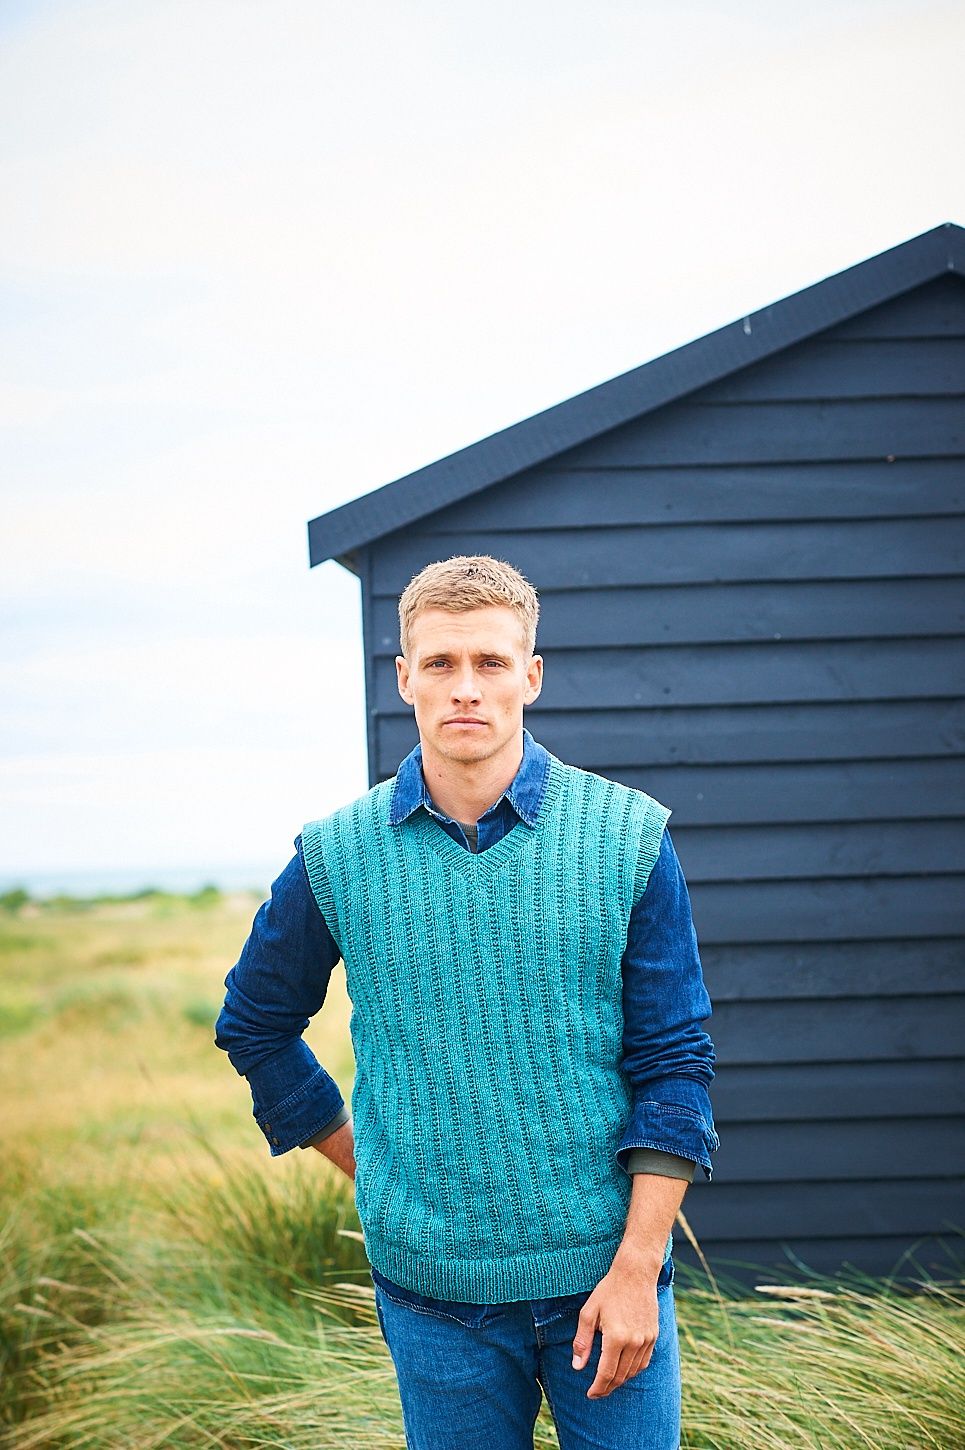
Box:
[308,221,965,568]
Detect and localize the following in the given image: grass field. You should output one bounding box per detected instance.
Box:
[2,891,963,1447]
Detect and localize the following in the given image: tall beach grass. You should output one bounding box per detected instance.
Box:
[2,891,963,1447]
[4,1148,963,1448]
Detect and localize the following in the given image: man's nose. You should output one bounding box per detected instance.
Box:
[451,666,481,700]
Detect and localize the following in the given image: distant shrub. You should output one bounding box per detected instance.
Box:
[0,887,30,913]
[187,884,221,908]
[182,999,219,1028]
[0,995,41,1036]
[43,893,96,913]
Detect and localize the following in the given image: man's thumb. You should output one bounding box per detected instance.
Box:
[572,1306,595,1369]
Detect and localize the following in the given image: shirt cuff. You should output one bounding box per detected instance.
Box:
[616,1093,720,1181]
[299,1103,351,1149]
[626,1148,695,1181]
[255,1065,346,1156]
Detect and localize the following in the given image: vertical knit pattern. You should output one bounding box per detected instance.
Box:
[300,754,672,1301]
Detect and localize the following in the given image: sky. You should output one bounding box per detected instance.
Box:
[2,0,963,890]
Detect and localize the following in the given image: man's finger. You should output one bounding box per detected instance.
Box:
[637,1332,658,1372]
[586,1334,623,1398]
[589,1335,657,1398]
[624,1339,654,1384]
[571,1302,599,1370]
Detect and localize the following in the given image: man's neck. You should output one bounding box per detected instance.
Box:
[419,736,524,826]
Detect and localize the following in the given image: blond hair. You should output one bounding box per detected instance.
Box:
[398,554,539,657]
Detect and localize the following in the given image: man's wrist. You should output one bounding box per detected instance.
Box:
[616,1170,688,1274]
[298,1102,351,1150]
[612,1239,666,1278]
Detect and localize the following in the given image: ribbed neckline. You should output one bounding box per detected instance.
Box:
[410,755,566,880]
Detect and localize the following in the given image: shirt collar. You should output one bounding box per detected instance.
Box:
[388,727,549,828]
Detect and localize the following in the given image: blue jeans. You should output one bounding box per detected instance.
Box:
[371,1257,681,1449]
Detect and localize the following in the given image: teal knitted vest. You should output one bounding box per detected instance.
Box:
[300,753,672,1302]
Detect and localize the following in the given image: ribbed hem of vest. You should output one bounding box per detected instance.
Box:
[364,1229,673,1303]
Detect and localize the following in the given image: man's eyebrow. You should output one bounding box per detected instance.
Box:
[420,648,513,661]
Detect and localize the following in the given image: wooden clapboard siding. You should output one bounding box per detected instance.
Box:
[708,993,962,1055]
[554,397,964,467]
[684,1184,961,1241]
[702,1120,965,1180]
[694,336,965,401]
[686,1233,960,1282]
[700,877,960,943]
[672,823,965,882]
[400,458,965,532]
[312,233,965,1285]
[371,517,964,591]
[604,761,962,823]
[374,637,961,711]
[829,273,965,338]
[707,1058,964,1114]
[377,700,965,770]
[375,577,965,648]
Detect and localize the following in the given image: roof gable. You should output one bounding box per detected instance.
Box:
[308,223,965,570]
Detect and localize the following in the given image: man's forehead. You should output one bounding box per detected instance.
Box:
[407,606,528,654]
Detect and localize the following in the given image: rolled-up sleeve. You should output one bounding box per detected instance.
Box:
[214,839,347,1156]
[616,828,721,1180]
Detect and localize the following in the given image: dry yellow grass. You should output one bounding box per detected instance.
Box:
[3,895,963,1448]
[2,893,353,1191]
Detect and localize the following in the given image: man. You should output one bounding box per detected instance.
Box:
[215,554,719,1450]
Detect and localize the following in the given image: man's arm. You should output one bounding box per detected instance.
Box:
[573,1172,688,1397]
[617,1171,689,1270]
[306,1115,357,1179]
[615,826,720,1182]
[574,827,719,1399]
[213,838,349,1158]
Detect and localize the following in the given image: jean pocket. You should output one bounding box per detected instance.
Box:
[656,1255,675,1293]
[370,1265,490,1327]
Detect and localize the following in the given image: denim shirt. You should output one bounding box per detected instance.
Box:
[215,730,720,1184]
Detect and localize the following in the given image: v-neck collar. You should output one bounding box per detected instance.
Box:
[388,728,549,830]
[404,755,564,881]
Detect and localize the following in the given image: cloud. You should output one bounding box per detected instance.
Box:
[1,0,963,874]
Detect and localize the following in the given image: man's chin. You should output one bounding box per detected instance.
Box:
[446,741,492,762]
[434,730,493,762]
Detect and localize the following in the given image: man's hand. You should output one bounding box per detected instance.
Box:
[572,1254,662,1398]
[310,1117,357,1181]
[571,1169,688,1395]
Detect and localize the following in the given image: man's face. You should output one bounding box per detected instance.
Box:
[396,605,543,766]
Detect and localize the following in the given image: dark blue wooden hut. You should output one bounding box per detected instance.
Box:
[307,223,965,1285]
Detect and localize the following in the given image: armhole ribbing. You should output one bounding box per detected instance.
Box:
[631,796,672,908]
[300,820,339,932]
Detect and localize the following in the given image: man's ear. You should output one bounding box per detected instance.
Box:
[524,654,544,706]
[396,655,413,704]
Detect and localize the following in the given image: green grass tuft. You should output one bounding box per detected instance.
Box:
[2,895,963,1447]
